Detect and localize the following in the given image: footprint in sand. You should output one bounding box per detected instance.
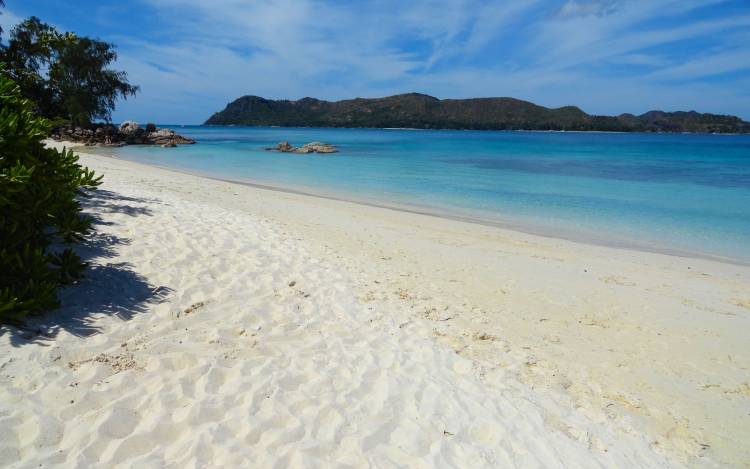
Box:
[599,275,636,287]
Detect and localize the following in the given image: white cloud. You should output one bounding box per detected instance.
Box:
[0,6,22,35]
[556,0,620,18]
[647,48,750,81]
[64,0,748,122]
[524,0,737,70]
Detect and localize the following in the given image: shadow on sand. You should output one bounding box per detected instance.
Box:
[1,188,172,346]
[80,188,159,218]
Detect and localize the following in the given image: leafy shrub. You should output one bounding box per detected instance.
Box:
[0,71,101,323]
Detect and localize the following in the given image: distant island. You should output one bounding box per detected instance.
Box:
[205,93,750,134]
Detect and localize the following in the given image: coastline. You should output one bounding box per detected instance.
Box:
[210,176,749,267]
[2,143,748,466]
[204,123,749,135]
[76,144,750,267]
[205,94,750,134]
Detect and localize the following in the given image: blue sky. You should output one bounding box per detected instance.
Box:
[2,0,750,123]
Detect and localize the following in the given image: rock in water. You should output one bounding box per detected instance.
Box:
[50,122,195,147]
[276,141,295,152]
[149,129,178,145]
[271,141,338,154]
[152,128,175,138]
[302,142,338,153]
[119,121,140,134]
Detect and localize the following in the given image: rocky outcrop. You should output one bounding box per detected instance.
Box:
[50,122,196,147]
[299,141,337,153]
[268,141,338,154]
[147,128,194,146]
[276,141,295,152]
[119,121,140,134]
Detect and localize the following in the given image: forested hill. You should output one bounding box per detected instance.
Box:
[205,93,750,133]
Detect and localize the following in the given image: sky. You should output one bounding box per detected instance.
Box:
[2,0,750,124]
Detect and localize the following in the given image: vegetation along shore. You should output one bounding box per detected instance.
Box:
[206,93,750,133]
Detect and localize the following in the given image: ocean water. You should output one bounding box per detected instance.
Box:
[89,126,750,262]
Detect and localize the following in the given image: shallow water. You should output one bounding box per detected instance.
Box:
[91,126,750,262]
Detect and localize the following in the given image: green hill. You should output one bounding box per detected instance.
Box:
[205,93,750,133]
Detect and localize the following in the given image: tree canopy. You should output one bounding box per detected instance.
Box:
[0,16,138,126]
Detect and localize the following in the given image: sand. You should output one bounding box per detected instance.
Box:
[1,143,748,467]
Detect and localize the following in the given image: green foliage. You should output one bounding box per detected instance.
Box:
[0,17,138,126]
[0,17,61,119]
[0,71,102,323]
[206,93,750,133]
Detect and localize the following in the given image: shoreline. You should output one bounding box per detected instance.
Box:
[214,176,749,267]
[76,144,749,267]
[203,123,750,135]
[4,143,749,466]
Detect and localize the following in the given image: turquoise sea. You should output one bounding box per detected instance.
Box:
[91,126,750,263]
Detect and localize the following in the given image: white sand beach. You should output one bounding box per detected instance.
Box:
[1,144,748,468]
